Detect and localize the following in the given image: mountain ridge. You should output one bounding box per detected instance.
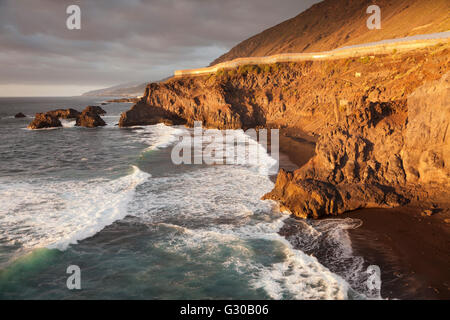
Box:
[211,0,450,65]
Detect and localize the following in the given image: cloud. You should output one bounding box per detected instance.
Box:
[0,0,319,95]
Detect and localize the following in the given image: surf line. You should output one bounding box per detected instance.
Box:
[171,121,279,170]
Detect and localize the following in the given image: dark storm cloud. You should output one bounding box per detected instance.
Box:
[0,0,319,89]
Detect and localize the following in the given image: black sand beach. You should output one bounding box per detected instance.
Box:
[277,130,450,299]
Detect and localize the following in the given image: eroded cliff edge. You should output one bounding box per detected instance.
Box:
[119,43,449,218]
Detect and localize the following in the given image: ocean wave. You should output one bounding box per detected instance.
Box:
[126,161,359,299]
[0,166,150,251]
[0,122,368,299]
[201,128,279,176]
[137,123,187,151]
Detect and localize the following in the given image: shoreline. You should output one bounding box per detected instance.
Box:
[338,207,450,300]
[277,130,450,299]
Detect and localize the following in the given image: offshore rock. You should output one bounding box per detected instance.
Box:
[75,110,106,128]
[27,113,62,129]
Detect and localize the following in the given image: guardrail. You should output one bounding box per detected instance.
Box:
[174,37,448,77]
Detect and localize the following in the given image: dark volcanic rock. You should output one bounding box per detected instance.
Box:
[82,106,106,115]
[28,113,62,129]
[107,98,139,103]
[27,106,107,129]
[76,110,106,127]
[119,101,186,127]
[118,82,251,129]
[14,112,26,118]
[27,108,79,129]
[47,108,80,119]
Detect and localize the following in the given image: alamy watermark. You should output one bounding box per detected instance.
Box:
[170,121,279,174]
[366,265,382,294]
[66,5,81,30]
[66,4,380,31]
[366,5,381,30]
[66,265,81,290]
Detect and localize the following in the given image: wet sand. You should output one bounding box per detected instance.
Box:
[339,207,450,300]
[276,129,450,300]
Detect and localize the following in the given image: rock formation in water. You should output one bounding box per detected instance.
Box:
[14,112,26,118]
[82,105,106,116]
[28,106,107,129]
[46,108,81,119]
[119,42,449,218]
[75,107,107,128]
[27,113,62,129]
[106,97,140,103]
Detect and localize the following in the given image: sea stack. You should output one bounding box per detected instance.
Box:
[27,113,62,129]
[75,109,106,127]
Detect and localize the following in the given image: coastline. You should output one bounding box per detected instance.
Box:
[338,207,450,300]
[277,130,450,299]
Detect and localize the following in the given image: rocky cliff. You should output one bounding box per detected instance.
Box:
[263,74,450,218]
[120,43,449,218]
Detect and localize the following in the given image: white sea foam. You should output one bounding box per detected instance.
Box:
[60,119,76,128]
[0,166,150,250]
[127,160,357,299]
[201,128,279,176]
[2,123,366,299]
[1,123,184,253]
[139,123,187,151]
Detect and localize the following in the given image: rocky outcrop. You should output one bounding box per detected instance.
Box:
[119,43,449,218]
[107,98,139,103]
[120,101,186,127]
[14,112,26,118]
[119,81,252,129]
[28,106,107,129]
[401,74,450,187]
[263,72,450,218]
[27,113,62,129]
[75,110,106,128]
[82,106,106,115]
[46,108,80,119]
[262,169,406,218]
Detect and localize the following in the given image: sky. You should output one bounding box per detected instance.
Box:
[0,0,320,97]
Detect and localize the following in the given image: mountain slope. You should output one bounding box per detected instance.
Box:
[211,0,450,65]
[82,82,148,97]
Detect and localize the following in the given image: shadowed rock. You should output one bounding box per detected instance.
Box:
[46,108,80,119]
[76,110,106,128]
[27,113,62,129]
[28,106,107,129]
[82,106,106,115]
[119,101,186,127]
[14,112,26,118]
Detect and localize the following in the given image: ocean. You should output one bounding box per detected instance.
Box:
[0,97,375,299]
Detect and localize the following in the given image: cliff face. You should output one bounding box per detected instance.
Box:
[120,81,245,129]
[212,0,450,65]
[402,74,450,187]
[120,43,449,218]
